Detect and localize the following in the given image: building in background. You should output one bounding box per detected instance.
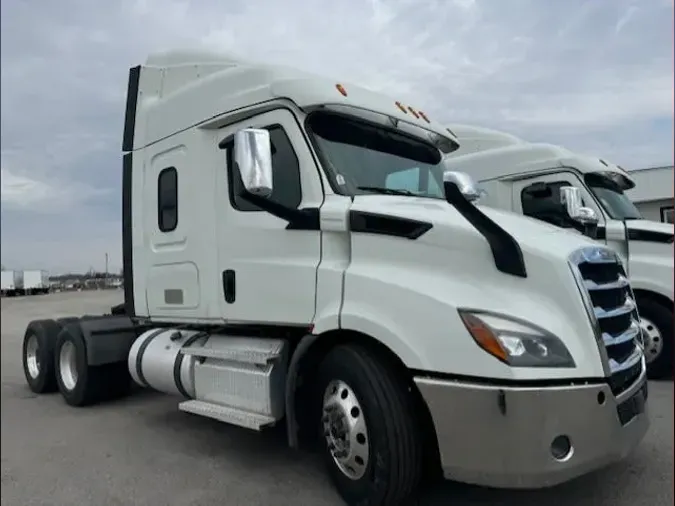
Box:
[627,165,674,223]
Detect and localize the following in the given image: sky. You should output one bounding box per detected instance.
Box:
[1,0,673,274]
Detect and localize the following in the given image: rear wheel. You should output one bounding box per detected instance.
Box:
[54,324,131,407]
[315,345,424,506]
[22,319,68,394]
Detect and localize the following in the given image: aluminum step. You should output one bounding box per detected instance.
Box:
[178,400,276,431]
[180,336,285,365]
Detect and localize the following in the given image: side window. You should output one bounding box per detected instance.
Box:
[384,167,443,196]
[521,180,574,228]
[661,206,674,224]
[158,167,178,232]
[226,125,302,212]
[386,167,420,192]
[427,174,443,196]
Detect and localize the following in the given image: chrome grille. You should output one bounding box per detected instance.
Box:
[569,247,643,396]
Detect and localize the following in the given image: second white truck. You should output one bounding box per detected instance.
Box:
[23,270,50,295]
[20,51,649,506]
[441,124,674,379]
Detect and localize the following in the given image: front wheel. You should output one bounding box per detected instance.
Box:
[315,345,424,506]
[637,298,673,379]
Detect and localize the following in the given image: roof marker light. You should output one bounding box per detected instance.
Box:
[395,101,408,114]
[336,84,348,97]
[407,106,420,119]
[418,111,431,123]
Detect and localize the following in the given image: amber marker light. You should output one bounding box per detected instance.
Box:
[395,101,408,114]
[336,84,348,96]
[459,312,509,363]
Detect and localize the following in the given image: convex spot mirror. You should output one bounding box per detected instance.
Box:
[560,186,598,225]
[234,128,273,198]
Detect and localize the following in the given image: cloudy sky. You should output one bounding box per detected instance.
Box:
[1,0,673,274]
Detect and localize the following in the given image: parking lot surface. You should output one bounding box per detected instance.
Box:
[1,291,673,506]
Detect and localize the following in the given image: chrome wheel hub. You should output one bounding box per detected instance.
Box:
[25,335,41,379]
[640,317,663,364]
[322,380,370,480]
[59,341,79,391]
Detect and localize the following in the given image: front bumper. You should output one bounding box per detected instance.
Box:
[414,365,649,489]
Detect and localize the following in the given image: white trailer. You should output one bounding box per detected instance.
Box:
[442,124,674,379]
[20,51,649,506]
[1,270,24,296]
[23,270,50,295]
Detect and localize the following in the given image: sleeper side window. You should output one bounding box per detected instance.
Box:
[224,125,302,212]
[158,167,178,232]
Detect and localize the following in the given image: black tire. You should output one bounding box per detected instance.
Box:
[54,323,132,407]
[315,345,424,506]
[637,297,673,380]
[22,319,64,393]
[110,303,126,315]
[56,316,80,325]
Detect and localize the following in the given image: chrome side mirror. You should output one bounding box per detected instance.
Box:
[443,171,482,203]
[234,128,273,197]
[560,186,598,225]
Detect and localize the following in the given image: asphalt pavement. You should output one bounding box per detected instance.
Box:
[1,290,673,506]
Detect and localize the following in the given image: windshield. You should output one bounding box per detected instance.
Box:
[585,173,642,220]
[306,111,446,198]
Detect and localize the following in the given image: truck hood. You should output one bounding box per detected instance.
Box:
[625,219,674,242]
[351,195,595,261]
[347,195,609,379]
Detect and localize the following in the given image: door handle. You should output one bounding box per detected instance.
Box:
[222,270,236,303]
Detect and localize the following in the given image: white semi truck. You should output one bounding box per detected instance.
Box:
[440,124,674,379]
[21,51,649,506]
[23,270,50,295]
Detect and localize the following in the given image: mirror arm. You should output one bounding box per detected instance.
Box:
[581,221,598,239]
[444,181,527,278]
[240,192,320,231]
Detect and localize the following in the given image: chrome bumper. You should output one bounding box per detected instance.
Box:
[414,365,649,489]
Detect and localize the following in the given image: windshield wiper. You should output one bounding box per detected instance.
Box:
[357,186,417,196]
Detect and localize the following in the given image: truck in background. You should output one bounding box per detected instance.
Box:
[1,270,24,297]
[20,51,649,506]
[442,124,674,379]
[23,270,50,295]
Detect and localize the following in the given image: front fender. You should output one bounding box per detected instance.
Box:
[339,304,427,369]
[341,234,605,380]
[629,250,674,303]
[312,294,428,370]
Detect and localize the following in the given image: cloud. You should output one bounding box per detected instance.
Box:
[1,167,111,211]
[1,0,673,273]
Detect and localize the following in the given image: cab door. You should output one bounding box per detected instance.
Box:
[214,108,325,325]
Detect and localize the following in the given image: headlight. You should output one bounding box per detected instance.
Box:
[458,309,576,368]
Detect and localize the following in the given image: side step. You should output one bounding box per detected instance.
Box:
[180,336,284,365]
[179,400,276,431]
